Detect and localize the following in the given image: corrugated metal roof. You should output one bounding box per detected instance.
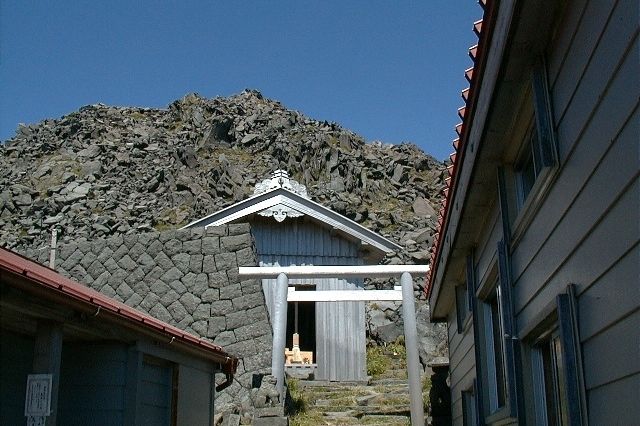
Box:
[426,0,497,297]
[0,247,238,374]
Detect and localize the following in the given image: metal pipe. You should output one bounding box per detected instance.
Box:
[49,228,57,269]
[401,272,425,425]
[272,272,289,401]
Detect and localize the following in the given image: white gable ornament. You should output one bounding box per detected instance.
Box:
[254,170,308,222]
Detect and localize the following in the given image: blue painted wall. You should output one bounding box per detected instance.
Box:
[58,343,128,426]
[252,217,368,381]
[0,330,34,425]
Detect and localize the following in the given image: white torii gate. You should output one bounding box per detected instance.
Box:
[238,264,429,426]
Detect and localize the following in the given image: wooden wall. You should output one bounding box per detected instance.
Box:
[511,0,639,423]
[0,331,34,425]
[58,343,129,426]
[446,0,638,424]
[252,218,367,381]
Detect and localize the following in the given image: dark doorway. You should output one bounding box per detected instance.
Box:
[286,286,316,356]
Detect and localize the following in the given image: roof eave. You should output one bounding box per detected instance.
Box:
[183,188,401,255]
[0,248,238,373]
[427,0,502,316]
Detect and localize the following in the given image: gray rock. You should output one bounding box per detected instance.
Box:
[221,413,241,426]
[412,196,436,217]
[213,331,237,346]
[77,145,101,158]
[202,236,220,255]
[201,288,220,303]
[160,267,183,283]
[211,299,234,315]
[221,234,251,251]
[215,252,237,271]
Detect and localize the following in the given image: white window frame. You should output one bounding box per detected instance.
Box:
[482,285,507,414]
[509,60,560,245]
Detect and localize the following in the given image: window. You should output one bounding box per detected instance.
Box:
[527,287,586,426]
[532,329,569,426]
[483,285,507,413]
[515,125,543,206]
[474,246,519,422]
[512,63,558,225]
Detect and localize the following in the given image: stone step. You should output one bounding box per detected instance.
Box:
[368,378,410,386]
[306,388,406,396]
[359,414,411,425]
[314,405,410,415]
[298,380,369,387]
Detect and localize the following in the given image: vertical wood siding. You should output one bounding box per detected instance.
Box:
[0,331,34,425]
[140,360,173,426]
[252,218,367,381]
[58,343,128,426]
[176,366,212,426]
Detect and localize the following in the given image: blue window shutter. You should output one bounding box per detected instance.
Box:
[473,379,482,426]
[557,287,587,426]
[466,252,475,312]
[468,251,485,422]
[497,239,522,419]
[532,60,558,168]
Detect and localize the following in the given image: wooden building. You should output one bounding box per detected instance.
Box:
[0,247,238,426]
[427,0,638,425]
[185,170,401,381]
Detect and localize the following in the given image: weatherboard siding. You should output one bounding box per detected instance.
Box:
[252,218,367,381]
[437,0,638,423]
[447,309,476,426]
[510,0,639,423]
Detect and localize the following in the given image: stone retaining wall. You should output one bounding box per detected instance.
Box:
[25,224,272,409]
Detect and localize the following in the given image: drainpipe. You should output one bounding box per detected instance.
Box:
[215,356,239,392]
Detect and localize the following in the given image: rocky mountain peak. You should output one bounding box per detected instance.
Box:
[0,90,445,294]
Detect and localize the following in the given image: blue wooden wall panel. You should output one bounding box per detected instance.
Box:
[0,331,34,425]
[252,218,368,381]
[58,343,128,426]
[139,361,172,426]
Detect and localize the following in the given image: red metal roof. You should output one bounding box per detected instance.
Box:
[0,247,238,374]
[426,0,498,296]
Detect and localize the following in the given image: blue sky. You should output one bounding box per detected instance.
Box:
[0,1,481,160]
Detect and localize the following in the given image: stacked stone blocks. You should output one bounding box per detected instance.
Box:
[25,223,272,404]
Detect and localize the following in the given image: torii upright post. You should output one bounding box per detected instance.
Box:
[401,272,425,425]
[272,272,289,400]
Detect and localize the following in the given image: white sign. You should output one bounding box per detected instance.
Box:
[27,416,46,426]
[24,374,52,417]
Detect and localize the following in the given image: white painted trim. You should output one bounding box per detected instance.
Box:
[239,264,430,279]
[181,187,402,253]
[287,288,402,302]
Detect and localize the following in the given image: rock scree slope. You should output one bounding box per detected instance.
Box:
[0,89,447,354]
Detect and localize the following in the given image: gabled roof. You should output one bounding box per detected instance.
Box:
[182,171,401,255]
[0,247,238,374]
